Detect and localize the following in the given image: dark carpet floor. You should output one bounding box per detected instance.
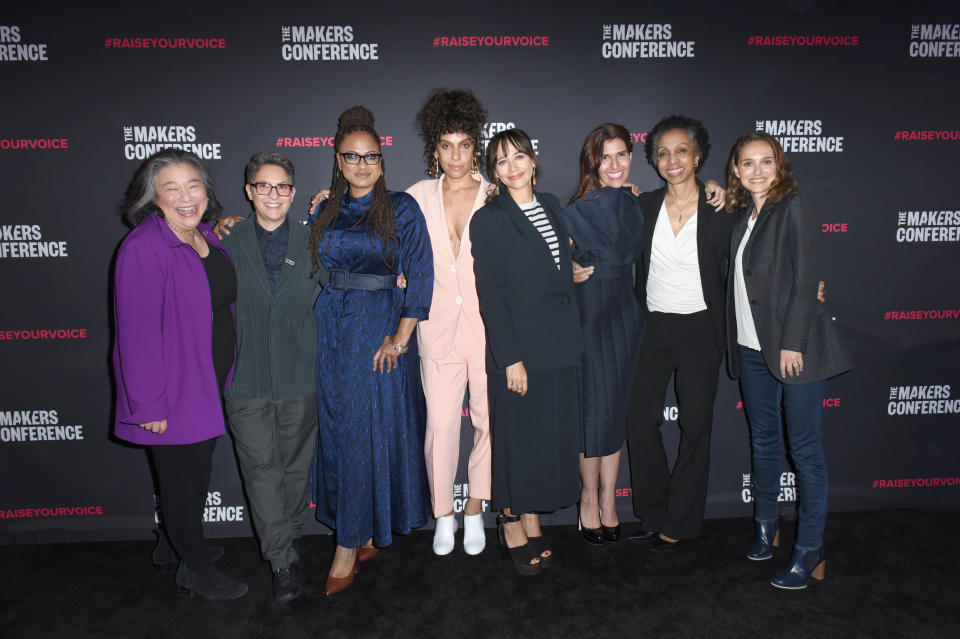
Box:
[1,508,958,639]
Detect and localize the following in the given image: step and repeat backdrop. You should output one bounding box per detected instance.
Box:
[1,1,958,544]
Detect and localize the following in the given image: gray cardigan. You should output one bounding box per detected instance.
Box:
[221,216,324,400]
[725,192,853,383]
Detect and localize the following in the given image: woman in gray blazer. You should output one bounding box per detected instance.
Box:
[725,131,852,590]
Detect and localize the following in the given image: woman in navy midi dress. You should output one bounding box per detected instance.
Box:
[310,106,433,594]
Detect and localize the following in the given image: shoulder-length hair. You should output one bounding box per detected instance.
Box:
[569,123,632,204]
[725,131,798,213]
[484,128,537,204]
[122,148,222,227]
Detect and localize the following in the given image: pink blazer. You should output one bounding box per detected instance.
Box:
[407,173,491,360]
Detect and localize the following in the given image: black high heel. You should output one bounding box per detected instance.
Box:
[497,513,543,576]
[577,502,604,545]
[601,523,621,543]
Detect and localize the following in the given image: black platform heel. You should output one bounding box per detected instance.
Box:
[497,513,543,576]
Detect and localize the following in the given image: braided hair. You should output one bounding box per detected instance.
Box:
[309,106,398,274]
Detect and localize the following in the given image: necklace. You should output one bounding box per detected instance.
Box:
[164,217,197,240]
[667,191,698,225]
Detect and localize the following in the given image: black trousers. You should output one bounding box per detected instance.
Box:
[626,311,721,539]
[149,437,218,569]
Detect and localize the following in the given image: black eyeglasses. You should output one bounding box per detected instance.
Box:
[251,181,293,197]
[338,152,383,165]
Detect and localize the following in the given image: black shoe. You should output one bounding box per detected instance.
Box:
[581,526,604,545]
[152,536,223,573]
[601,523,621,543]
[628,529,659,542]
[651,536,681,552]
[176,562,248,600]
[274,566,303,603]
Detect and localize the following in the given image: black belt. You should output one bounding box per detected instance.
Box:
[328,269,397,291]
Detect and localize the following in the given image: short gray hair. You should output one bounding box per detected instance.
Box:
[123,148,222,227]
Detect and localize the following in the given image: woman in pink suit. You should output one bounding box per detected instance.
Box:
[406,89,493,556]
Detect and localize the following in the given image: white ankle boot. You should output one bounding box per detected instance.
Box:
[463,513,486,555]
[433,514,455,556]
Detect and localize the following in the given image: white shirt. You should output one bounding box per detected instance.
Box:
[646,200,707,314]
[735,213,762,350]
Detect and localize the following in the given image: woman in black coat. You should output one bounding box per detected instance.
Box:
[470,128,583,575]
[725,131,852,589]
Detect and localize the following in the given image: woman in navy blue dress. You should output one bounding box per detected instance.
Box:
[310,106,433,595]
[562,124,645,544]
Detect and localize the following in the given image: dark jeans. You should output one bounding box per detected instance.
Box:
[149,437,218,569]
[225,394,318,571]
[738,346,828,550]
[626,311,721,539]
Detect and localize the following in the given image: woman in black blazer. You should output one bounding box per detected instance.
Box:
[625,115,736,551]
[725,131,852,589]
[470,128,583,575]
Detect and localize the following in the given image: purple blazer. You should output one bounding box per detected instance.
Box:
[112,214,234,446]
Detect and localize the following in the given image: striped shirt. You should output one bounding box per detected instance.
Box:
[519,199,560,269]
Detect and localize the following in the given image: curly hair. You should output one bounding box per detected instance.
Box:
[570,123,632,203]
[725,131,798,213]
[414,89,487,176]
[122,148,222,228]
[309,105,398,275]
[644,114,710,174]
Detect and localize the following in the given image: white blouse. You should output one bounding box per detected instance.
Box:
[734,214,762,350]
[646,200,707,314]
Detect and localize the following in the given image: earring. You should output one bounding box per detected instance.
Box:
[471,155,479,172]
[429,156,439,178]
[532,167,537,186]
[694,161,700,168]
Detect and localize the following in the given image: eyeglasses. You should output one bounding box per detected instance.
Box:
[338,152,383,165]
[251,181,293,197]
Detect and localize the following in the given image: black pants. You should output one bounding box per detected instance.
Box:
[149,437,218,569]
[626,311,721,539]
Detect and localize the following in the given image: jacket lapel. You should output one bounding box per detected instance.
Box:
[236,218,271,293]
[276,220,308,296]
[498,190,563,287]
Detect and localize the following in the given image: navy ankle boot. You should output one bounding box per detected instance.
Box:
[771,546,826,589]
[747,518,780,561]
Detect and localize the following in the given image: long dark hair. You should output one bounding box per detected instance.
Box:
[725,131,798,212]
[569,123,632,203]
[309,106,398,274]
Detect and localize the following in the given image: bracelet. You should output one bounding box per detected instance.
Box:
[391,337,408,355]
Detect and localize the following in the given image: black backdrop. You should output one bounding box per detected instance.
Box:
[2,1,958,544]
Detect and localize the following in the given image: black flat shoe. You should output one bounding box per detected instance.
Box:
[273,566,302,603]
[601,523,621,543]
[651,536,681,552]
[628,529,659,542]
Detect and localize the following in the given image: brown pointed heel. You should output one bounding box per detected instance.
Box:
[358,546,379,562]
[325,553,359,596]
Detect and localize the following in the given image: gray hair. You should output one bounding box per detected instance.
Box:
[123,148,222,227]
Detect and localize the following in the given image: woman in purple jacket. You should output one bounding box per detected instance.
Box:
[113,149,246,600]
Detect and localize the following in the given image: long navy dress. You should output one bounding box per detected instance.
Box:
[312,190,433,548]
[562,187,645,457]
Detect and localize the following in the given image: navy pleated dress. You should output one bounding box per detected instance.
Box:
[562,187,645,457]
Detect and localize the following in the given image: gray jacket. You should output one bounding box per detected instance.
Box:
[725,192,853,383]
[221,216,325,399]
